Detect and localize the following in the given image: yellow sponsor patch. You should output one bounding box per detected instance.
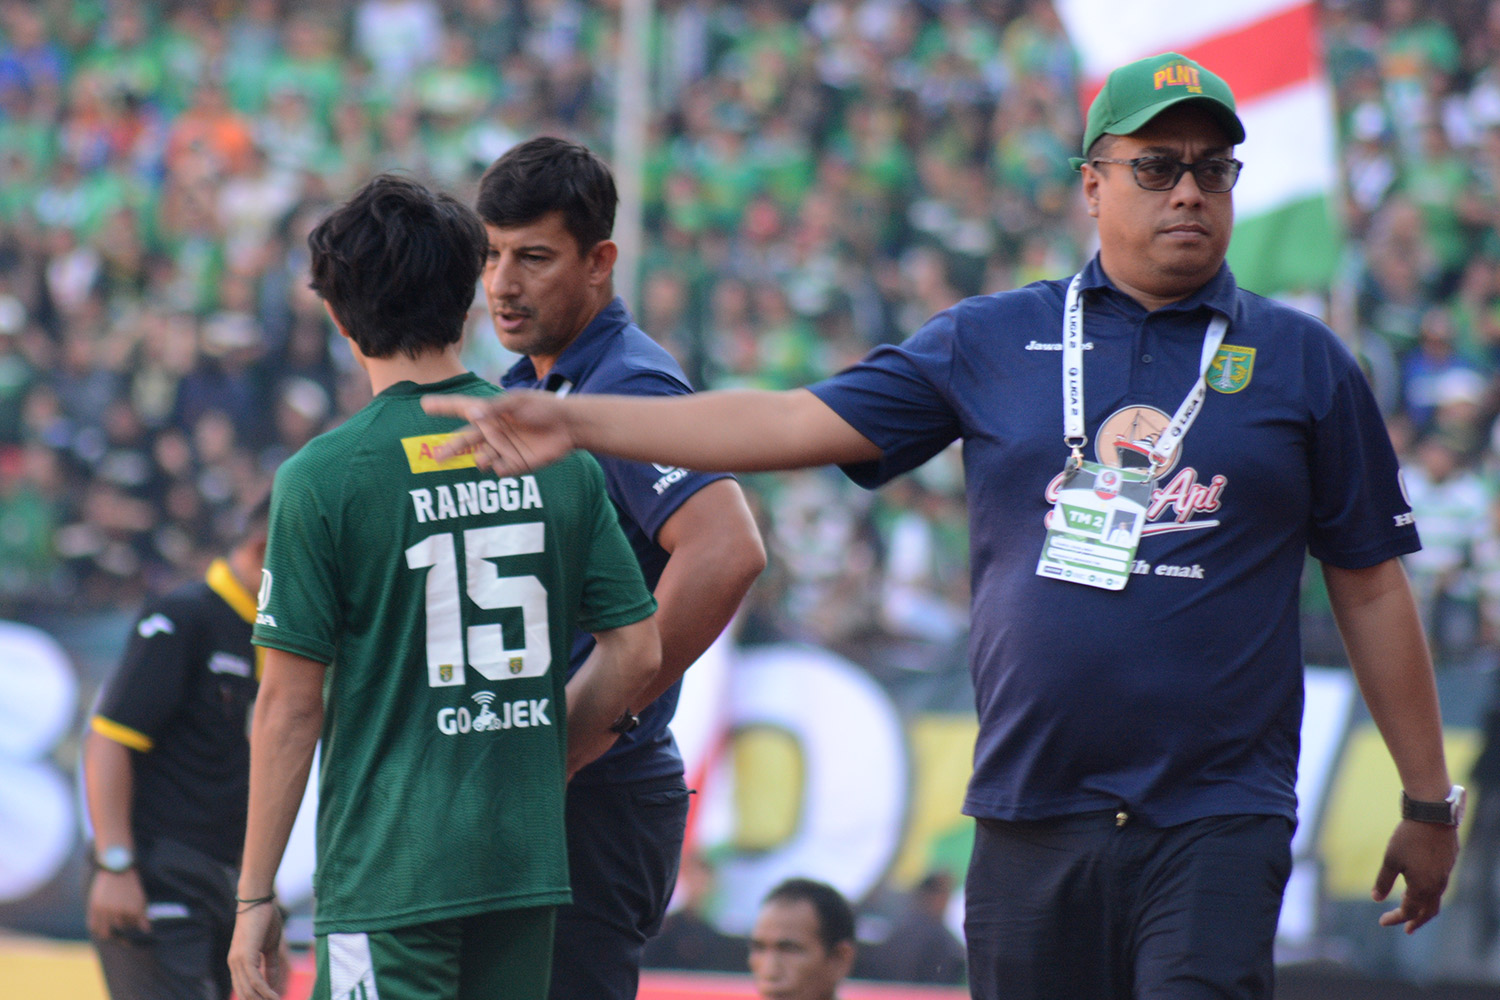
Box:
[402,433,477,473]
[1153,63,1202,93]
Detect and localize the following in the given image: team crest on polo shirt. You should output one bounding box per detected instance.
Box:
[1207,345,1255,394]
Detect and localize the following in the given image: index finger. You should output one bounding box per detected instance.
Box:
[431,426,487,462]
[1376,893,1437,934]
[1401,886,1442,933]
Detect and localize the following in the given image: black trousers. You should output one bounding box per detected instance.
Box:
[548,772,691,1000]
[965,811,1292,1000]
[92,838,238,1000]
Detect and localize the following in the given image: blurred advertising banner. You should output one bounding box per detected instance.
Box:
[3,611,1497,985]
[1054,0,1344,296]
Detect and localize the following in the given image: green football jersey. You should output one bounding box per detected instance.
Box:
[253,373,656,934]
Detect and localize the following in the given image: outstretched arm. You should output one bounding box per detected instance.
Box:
[421,387,882,475]
[228,648,324,1000]
[1324,557,1459,934]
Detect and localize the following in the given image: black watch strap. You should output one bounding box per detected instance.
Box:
[609,710,640,735]
[1401,785,1465,826]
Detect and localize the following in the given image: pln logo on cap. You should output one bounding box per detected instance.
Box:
[1154,62,1202,94]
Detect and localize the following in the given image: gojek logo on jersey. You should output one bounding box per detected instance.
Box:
[437,690,551,735]
[1044,404,1227,536]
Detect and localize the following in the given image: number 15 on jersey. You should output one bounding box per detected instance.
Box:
[405,522,551,687]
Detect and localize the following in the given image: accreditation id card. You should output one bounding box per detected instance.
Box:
[1035,461,1152,591]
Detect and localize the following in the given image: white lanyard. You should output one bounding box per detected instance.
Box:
[1061,273,1228,476]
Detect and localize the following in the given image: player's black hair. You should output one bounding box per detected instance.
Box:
[230,491,272,541]
[763,877,855,952]
[307,173,486,359]
[475,136,617,253]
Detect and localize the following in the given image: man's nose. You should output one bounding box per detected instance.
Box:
[1170,166,1206,205]
[485,257,517,295]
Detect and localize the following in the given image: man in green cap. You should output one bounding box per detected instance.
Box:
[425,52,1461,999]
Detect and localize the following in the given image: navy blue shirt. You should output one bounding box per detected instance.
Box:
[503,297,731,784]
[811,257,1419,826]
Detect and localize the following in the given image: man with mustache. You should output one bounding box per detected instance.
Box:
[473,137,765,1000]
[428,54,1461,1000]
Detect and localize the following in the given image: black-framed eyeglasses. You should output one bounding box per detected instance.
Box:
[1088,156,1243,193]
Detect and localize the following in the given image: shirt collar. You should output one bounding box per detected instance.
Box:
[207,557,257,624]
[208,557,267,680]
[377,372,485,398]
[1077,254,1237,320]
[501,297,633,391]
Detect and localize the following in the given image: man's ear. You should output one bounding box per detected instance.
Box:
[587,239,619,287]
[1081,164,1103,219]
[831,939,856,979]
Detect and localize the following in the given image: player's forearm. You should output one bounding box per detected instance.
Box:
[565,616,661,776]
[83,731,136,851]
[239,653,324,897]
[1325,559,1452,800]
[563,389,881,472]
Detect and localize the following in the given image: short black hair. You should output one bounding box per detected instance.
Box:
[763,878,855,952]
[228,490,271,546]
[475,137,617,253]
[307,173,486,360]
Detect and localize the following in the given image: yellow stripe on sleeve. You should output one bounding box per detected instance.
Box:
[91,716,153,752]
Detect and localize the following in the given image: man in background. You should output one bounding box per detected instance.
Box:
[475,136,764,1000]
[749,878,856,1000]
[84,497,277,1000]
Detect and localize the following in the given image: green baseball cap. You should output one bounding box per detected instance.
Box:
[1068,52,1245,170]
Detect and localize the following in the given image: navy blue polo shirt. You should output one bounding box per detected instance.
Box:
[810,256,1420,826]
[503,297,731,784]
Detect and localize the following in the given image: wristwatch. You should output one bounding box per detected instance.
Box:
[95,845,136,874]
[609,709,641,735]
[1401,784,1467,826]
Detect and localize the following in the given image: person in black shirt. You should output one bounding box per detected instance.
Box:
[83,497,279,1000]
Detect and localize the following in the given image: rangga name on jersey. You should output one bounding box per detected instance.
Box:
[410,475,544,523]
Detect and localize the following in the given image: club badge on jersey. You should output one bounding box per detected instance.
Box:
[1036,274,1228,591]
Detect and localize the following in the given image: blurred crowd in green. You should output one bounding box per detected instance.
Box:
[4,0,1500,665]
